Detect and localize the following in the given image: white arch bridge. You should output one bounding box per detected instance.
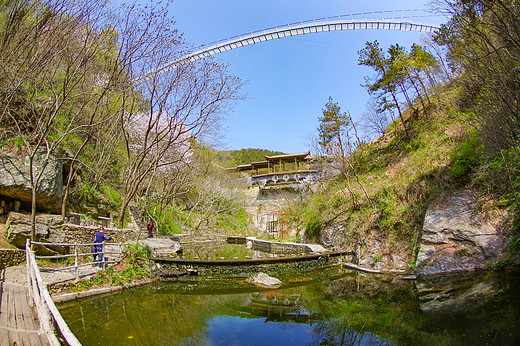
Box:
[139,14,440,81]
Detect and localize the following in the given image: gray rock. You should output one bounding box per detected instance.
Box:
[7,212,66,254]
[0,151,63,213]
[416,190,510,276]
[142,238,181,258]
[249,272,282,288]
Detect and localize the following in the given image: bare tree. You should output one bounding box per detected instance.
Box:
[360,97,390,140]
[108,2,243,227]
[0,0,125,239]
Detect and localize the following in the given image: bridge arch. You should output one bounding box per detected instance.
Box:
[139,16,439,82]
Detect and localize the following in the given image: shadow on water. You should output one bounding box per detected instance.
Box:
[57,267,520,345]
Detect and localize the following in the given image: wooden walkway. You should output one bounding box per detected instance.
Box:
[0,267,48,345]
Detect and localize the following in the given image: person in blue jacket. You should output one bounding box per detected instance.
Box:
[91,227,113,269]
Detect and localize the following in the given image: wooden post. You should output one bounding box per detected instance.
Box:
[74,243,79,282]
[102,243,106,270]
[25,239,34,308]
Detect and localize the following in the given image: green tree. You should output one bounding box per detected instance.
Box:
[318,97,350,173]
[358,41,410,139]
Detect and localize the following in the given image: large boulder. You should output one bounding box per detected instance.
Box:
[416,190,511,276]
[0,151,63,213]
[7,212,66,255]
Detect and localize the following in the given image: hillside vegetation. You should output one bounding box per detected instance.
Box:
[0,0,248,235]
[289,88,474,266]
[215,148,285,168]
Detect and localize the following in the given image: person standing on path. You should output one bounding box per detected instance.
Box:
[147,218,154,238]
[91,227,113,269]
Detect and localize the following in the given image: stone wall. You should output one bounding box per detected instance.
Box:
[6,212,142,255]
[156,252,352,278]
[249,238,312,254]
[0,249,25,269]
[61,224,141,245]
[241,186,302,237]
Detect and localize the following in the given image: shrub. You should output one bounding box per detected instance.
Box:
[449,136,482,183]
[305,216,323,242]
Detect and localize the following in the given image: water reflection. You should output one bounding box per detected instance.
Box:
[170,241,308,260]
[58,268,520,345]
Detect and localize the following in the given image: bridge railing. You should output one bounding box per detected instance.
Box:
[26,240,82,346]
[136,12,440,82]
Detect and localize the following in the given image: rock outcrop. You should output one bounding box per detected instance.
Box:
[416,190,511,276]
[0,151,63,213]
[7,212,66,255]
[142,238,181,258]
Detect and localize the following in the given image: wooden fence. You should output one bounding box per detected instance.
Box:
[32,241,126,282]
[25,240,128,345]
[26,240,82,345]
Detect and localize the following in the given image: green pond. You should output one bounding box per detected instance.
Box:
[169,241,308,260]
[57,267,520,345]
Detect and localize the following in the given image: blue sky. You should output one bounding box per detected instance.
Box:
[169,0,446,154]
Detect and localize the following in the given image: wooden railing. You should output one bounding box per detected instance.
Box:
[26,240,82,345]
[31,241,125,281]
[25,240,127,345]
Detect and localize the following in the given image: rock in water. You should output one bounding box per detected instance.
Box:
[416,190,510,276]
[249,272,282,288]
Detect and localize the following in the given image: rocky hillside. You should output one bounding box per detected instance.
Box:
[288,87,518,275]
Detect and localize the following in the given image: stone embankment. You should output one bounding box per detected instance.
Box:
[228,236,329,255]
[155,251,351,278]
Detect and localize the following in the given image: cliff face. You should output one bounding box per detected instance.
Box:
[240,186,301,237]
[0,151,63,213]
[416,189,511,276]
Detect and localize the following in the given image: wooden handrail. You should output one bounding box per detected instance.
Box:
[31,241,130,247]
[26,240,82,346]
[33,242,127,280]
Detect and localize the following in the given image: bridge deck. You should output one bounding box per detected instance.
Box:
[0,267,48,345]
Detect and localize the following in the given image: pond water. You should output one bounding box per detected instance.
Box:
[170,241,308,260]
[58,267,520,345]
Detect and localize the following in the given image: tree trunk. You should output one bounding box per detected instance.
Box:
[390,90,410,139]
[117,195,131,229]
